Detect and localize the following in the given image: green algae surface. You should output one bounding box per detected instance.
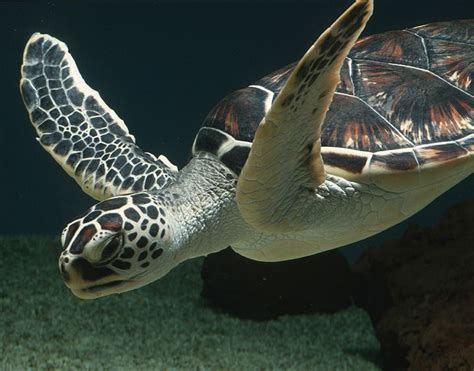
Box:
[0,236,381,369]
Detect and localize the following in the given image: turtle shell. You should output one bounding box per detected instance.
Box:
[192,20,473,178]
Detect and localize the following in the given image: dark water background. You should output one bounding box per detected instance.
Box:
[0,0,472,259]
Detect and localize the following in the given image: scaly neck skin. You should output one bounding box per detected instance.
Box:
[162,153,248,263]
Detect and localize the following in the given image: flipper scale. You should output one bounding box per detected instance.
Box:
[20,33,177,200]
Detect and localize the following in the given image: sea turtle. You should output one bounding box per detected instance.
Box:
[20,0,473,299]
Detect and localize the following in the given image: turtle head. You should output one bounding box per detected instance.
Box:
[59,192,176,299]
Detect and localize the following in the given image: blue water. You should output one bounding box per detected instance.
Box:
[0,0,472,251]
[0,2,472,370]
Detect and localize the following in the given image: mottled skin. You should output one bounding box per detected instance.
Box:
[59,153,244,298]
[59,152,379,299]
[21,0,473,299]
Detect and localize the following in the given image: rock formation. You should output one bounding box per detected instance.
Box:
[353,200,474,369]
[201,247,353,320]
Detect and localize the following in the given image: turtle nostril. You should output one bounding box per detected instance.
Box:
[60,262,70,283]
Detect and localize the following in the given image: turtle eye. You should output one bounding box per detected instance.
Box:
[84,234,123,265]
[99,234,123,264]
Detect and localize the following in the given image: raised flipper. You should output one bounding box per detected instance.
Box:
[20,33,177,200]
[236,0,373,232]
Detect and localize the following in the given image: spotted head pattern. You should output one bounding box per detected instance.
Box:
[59,192,174,299]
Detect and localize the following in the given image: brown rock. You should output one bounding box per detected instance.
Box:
[353,200,474,370]
[201,247,353,320]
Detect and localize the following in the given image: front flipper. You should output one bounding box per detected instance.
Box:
[237,0,373,232]
[20,33,177,200]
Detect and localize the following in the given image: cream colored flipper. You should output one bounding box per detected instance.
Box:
[20,33,177,201]
[237,0,373,232]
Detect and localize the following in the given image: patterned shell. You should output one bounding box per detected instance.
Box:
[193,20,473,178]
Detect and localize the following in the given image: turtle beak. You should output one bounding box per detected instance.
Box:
[59,254,147,299]
[59,255,121,299]
[71,280,129,299]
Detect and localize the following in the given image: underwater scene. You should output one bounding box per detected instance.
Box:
[1,0,473,369]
